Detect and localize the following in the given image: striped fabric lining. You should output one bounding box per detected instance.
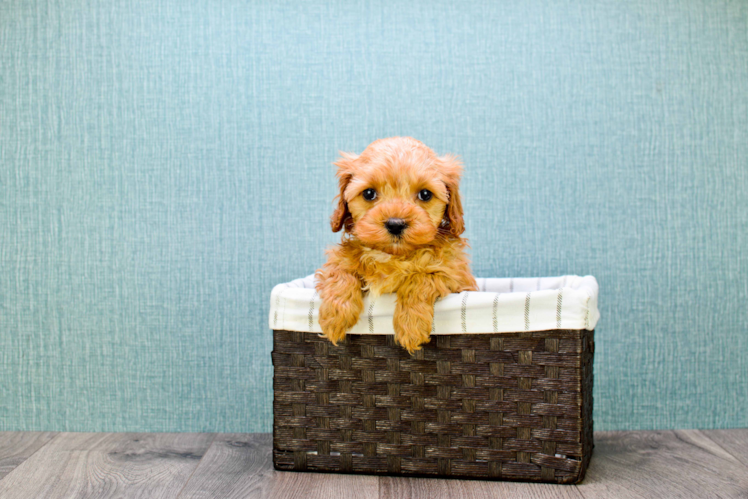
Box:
[524,293,531,331]
[273,285,286,328]
[461,293,468,333]
[492,293,500,333]
[269,275,599,334]
[308,291,318,332]
[368,300,376,334]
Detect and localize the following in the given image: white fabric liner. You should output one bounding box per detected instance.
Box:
[269,275,599,335]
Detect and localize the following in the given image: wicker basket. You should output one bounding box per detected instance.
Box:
[270,276,597,483]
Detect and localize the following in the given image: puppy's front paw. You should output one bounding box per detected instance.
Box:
[319,299,360,345]
[393,306,433,354]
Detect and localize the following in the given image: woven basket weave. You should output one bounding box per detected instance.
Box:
[272,328,594,483]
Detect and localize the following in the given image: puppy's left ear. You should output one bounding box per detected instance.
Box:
[438,154,465,236]
[330,152,357,232]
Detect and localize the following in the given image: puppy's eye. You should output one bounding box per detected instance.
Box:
[362,188,377,201]
[418,189,433,202]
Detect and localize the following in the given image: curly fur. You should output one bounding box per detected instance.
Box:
[315,137,477,352]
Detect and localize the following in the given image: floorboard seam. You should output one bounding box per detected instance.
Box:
[568,484,584,498]
[0,432,60,491]
[673,429,746,467]
[697,430,748,469]
[175,432,219,499]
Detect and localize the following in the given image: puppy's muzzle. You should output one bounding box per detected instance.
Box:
[385,218,408,236]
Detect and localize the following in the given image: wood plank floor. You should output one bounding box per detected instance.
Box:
[0,430,746,498]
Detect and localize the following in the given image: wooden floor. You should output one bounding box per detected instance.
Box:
[0,430,746,498]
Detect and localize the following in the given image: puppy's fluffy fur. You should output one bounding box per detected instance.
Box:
[315,137,477,352]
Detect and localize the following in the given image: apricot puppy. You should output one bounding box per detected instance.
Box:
[315,137,477,352]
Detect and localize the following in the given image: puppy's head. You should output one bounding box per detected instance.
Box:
[330,137,465,255]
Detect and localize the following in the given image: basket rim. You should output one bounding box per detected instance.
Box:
[269,274,599,335]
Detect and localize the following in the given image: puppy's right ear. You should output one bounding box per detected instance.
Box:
[330,152,357,232]
[437,154,466,236]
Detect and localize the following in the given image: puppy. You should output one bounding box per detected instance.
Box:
[315,137,478,353]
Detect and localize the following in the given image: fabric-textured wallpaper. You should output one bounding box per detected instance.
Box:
[1,0,746,433]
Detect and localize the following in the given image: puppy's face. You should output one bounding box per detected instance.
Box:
[330,137,465,255]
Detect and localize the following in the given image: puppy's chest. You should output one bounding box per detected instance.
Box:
[357,250,440,295]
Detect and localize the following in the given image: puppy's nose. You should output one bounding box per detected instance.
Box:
[385,218,408,236]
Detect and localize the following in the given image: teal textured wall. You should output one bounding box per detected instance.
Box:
[1,0,746,433]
